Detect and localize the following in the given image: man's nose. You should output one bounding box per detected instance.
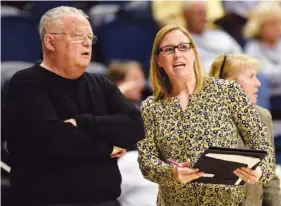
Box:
[82,36,91,47]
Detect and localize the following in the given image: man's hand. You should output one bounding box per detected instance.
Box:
[234,166,263,184]
[110,146,126,158]
[64,118,77,127]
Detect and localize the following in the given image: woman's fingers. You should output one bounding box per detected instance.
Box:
[177,167,200,175]
[233,167,262,184]
[173,165,203,184]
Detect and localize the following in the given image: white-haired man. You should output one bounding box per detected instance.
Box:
[3,6,144,206]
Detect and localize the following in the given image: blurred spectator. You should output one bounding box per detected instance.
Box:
[244,1,281,118]
[151,1,186,28]
[182,1,242,73]
[151,0,224,29]
[107,60,157,206]
[214,1,259,48]
[108,60,145,109]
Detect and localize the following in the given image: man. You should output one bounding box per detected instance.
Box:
[3,6,144,206]
[183,1,242,73]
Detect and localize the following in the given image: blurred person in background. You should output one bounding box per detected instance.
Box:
[107,60,146,109]
[151,0,224,29]
[183,1,242,73]
[106,61,157,205]
[214,1,260,48]
[137,24,275,206]
[210,53,281,206]
[244,1,281,118]
[3,6,144,206]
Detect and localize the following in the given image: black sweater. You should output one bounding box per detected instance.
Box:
[3,65,145,205]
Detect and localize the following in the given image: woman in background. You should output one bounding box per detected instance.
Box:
[244,2,281,118]
[209,53,281,206]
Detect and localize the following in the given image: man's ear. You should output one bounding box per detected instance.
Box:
[44,34,55,51]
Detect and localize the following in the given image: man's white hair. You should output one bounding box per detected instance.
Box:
[39,6,89,41]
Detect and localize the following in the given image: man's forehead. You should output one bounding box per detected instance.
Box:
[53,14,91,32]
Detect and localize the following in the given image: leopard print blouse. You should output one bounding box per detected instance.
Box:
[137,77,275,206]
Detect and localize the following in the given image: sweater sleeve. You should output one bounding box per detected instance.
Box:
[4,72,113,159]
[137,97,183,188]
[75,75,145,149]
[226,81,275,185]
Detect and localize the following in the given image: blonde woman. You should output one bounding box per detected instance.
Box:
[209,53,281,206]
[137,24,275,206]
[244,2,281,116]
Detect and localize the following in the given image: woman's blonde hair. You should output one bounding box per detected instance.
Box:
[243,2,281,39]
[209,53,260,80]
[150,24,205,100]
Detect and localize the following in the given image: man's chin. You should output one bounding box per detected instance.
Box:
[75,60,90,71]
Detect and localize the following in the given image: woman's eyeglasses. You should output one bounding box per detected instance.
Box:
[158,43,193,55]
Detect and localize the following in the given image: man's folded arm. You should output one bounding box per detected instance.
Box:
[4,74,113,159]
[74,75,145,148]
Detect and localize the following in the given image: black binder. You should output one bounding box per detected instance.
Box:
[191,147,267,185]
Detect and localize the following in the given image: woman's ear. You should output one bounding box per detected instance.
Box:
[155,55,161,67]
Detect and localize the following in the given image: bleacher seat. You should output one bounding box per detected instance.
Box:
[96,17,158,75]
[1,14,41,62]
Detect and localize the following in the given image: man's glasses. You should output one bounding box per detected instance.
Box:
[158,43,193,55]
[49,33,98,44]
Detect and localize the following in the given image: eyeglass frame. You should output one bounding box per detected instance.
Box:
[48,32,98,44]
[157,42,193,55]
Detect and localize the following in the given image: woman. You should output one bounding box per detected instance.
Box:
[209,54,281,206]
[137,24,275,206]
[243,2,281,117]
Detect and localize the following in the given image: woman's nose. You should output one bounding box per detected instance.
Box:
[256,77,261,88]
[173,48,182,57]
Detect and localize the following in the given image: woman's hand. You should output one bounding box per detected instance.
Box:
[169,160,204,184]
[234,166,262,184]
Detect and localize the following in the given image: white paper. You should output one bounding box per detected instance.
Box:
[205,153,261,185]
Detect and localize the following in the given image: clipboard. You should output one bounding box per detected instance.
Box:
[191,147,267,185]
